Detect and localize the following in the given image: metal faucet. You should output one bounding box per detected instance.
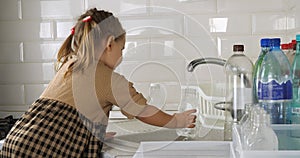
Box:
[187,57,226,72]
[187,57,251,88]
[187,57,252,113]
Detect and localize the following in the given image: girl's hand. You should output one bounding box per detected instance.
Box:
[174,109,197,128]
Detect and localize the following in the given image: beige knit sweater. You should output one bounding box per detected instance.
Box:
[41,59,148,123]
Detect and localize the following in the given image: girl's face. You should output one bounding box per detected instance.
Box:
[101,36,125,69]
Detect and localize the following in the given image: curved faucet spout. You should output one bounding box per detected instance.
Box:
[187,57,252,88]
[187,57,226,72]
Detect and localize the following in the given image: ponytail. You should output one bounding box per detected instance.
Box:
[55,34,75,72]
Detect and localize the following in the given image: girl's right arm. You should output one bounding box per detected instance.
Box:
[136,105,196,129]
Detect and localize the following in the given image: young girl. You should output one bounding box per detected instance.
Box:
[1,8,196,157]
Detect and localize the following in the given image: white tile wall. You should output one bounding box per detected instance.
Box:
[186,64,226,84]
[22,0,84,20]
[0,0,20,21]
[0,43,23,63]
[56,21,75,39]
[217,0,288,13]
[185,37,219,58]
[0,0,300,118]
[296,4,300,31]
[87,0,148,15]
[150,38,186,59]
[0,85,25,105]
[150,37,203,60]
[118,59,186,83]
[24,84,48,104]
[123,38,151,61]
[150,0,217,14]
[252,12,288,35]
[23,41,61,62]
[0,63,55,84]
[119,15,184,36]
[0,21,53,42]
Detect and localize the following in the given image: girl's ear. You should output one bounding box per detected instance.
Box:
[105,35,115,51]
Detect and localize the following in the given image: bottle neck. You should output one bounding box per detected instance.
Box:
[233,51,244,55]
[261,47,270,55]
[270,45,281,51]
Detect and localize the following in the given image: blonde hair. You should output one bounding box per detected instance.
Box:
[56,8,125,77]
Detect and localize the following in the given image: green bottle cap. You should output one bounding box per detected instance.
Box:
[296,34,300,42]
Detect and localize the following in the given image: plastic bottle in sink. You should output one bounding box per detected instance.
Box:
[176,87,199,139]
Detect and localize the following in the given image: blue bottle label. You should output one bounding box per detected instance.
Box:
[258,79,293,101]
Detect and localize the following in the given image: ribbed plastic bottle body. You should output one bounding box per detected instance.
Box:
[245,112,278,150]
[291,34,300,127]
[258,38,292,124]
[253,39,270,103]
[176,88,199,138]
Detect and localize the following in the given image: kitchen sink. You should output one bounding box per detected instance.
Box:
[102,119,224,156]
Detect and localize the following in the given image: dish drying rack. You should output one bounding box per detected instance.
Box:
[192,83,226,129]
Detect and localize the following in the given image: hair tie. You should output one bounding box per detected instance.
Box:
[70,27,75,35]
[82,16,92,22]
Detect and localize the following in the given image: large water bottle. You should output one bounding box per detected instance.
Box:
[176,87,199,139]
[291,34,300,127]
[258,38,293,124]
[224,44,253,141]
[253,38,270,103]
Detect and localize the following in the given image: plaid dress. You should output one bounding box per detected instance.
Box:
[0,98,106,158]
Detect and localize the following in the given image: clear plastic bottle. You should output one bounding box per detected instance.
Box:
[245,111,278,150]
[239,103,252,127]
[224,45,253,141]
[239,103,252,149]
[176,87,199,139]
[286,42,295,65]
[291,34,300,127]
[281,43,291,63]
[253,38,270,103]
[290,40,297,64]
[281,41,295,66]
[241,105,260,149]
[258,38,293,124]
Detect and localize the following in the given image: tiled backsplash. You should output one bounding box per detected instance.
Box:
[0,0,299,118]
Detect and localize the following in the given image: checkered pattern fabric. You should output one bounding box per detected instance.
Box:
[0,98,106,158]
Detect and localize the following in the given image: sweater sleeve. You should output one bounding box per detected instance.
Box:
[96,63,148,119]
[108,72,148,119]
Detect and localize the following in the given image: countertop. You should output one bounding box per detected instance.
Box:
[102,119,225,157]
